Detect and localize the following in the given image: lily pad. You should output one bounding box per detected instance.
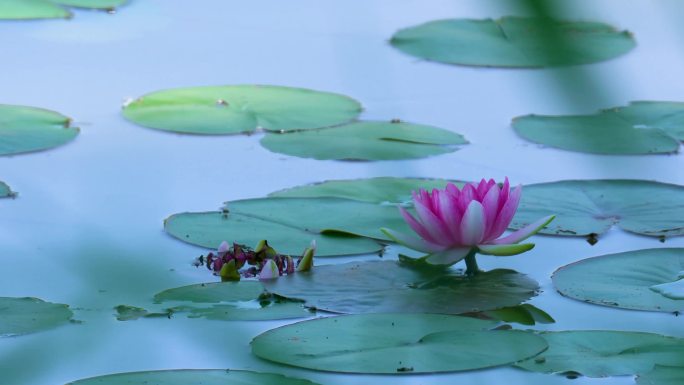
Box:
[49,0,127,9]
[516,331,684,377]
[262,260,539,314]
[260,121,467,160]
[251,313,546,374]
[0,0,70,20]
[0,181,14,198]
[481,304,555,326]
[66,369,323,385]
[164,197,408,256]
[513,101,684,154]
[511,180,684,238]
[0,104,79,156]
[637,366,684,385]
[270,177,459,204]
[153,281,264,303]
[390,17,635,68]
[122,85,361,135]
[0,297,73,337]
[552,248,684,312]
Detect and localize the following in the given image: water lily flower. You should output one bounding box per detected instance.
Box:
[259,259,280,280]
[381,178,554,274]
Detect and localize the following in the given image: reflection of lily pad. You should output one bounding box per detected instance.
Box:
[513,101,684,154]
[261,121,467,160]
[0,105,79,156]
[164,197,407,256]
[0,181,14,198]
[553,248,684,312]
[262,261,539,314]
[0,297,73,337]
[67,369,323,385]
[252,313,546,374]
[390,17,635,68]
[270,177,458,203]
[512,180,684,238]
[122,85,362,135]
[0,0,70,20]
[517,331,684,376]
[637,366,684,385]
[50,0,127,9]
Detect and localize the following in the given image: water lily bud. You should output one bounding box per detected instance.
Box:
[255,240,278,259]
[259,259,280,280]
[219,259,240,281]
[285,255,295,275]
[217,241,230,254]
[296,245,315,272]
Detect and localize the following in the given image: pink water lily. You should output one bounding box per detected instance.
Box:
[381,178,554,269]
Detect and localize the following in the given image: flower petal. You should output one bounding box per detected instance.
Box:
[413,198,453,243]
[481,185,500,239]
[381,228,445,253]
[437,188,462,243]
[399,206,439,244]
[491,215,555,245]
[460,200,486,245]
[490,184,522,238]
[425,247,473,265]
[478,243,534,256]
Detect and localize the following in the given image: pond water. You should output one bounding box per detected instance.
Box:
[1,0,683,384]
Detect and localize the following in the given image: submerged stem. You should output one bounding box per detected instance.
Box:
[464,251,481,276]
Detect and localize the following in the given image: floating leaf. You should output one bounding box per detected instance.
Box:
[0,105,79,156]
[482,304,555,326]
[114,305,169,321]
[164,197,405,256]
[0,181,14,198]
[512,180,684,238]
[252,313,546,374]
[49,0,127,9]
[637,366,684,385]
[390,17,635,68]
[66,369,323,385]
[122,85,361,135]
[0,297,73,337]
[262,260,539,314]
[516,331,684,377]
[553,248,684,312]
[270,177,459,203]
[152,281,311,321]
[0,0,70,20]
[261,121,466,160]
[513,101,684,154]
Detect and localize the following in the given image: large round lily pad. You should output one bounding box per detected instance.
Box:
[390,17,635,68]
[50,0,127,9]
[262,260,539,314]
[516,331,684,377]
[512,180,684,238]
[66,369,323,385]
[0,0,70,19]
[0,181,14,198]
[552,248,684,312]
[637,366,684,385]
[270,177,459,203]
[261,121,467,160]
[251,313,546,374]
[0,105,79,156]
[0,297,73,337]
[164,197,410,256]
[513,101,684,154]
[122,85,362,135]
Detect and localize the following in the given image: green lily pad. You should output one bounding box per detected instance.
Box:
[0,181,14,198]
[49,0,127,9]
[0,0,70,20]
[260,121,467,160]
[0,105,79,156]
[637,366,684,385]
[270,177,459,203]
[153,281,311,321]
[251,313,546,374]
[481,304,555,326]
[516,331,684,377]
[66,369,323,385]
[390,17,635,68]
[512,180,684,238]
[513,101,684,154]
[0,297,73,337]
[164,197,408,256]
[122,85,362,135]
[114,305,169,321]
[553,248,684,312]
[262,260,539,314]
